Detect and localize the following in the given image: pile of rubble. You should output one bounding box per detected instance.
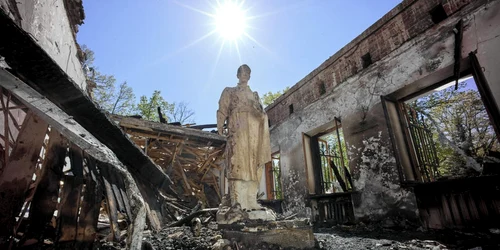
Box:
[144,223,221,250]
[315,224,500,250]
[96,219,500,250]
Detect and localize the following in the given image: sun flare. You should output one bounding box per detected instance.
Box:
[214,1,247,40]
[169,0,269,68]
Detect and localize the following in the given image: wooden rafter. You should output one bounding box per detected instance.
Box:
[0,111,48,238]
[111,114,227,206]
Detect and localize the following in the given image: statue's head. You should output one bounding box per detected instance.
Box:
[237,64,251,84]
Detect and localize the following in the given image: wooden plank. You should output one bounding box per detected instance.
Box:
[212,173,221,201]
[107,168,126,215]
[22,130,66,244]
[179,162,192,194]
[0,68,176,198]
[69,145,84,178]
[265,161,274,200]
[111,115,226,147]
[75,179,99,248]
[57,176,83,243]
[1,88,10,167]
[116,174,133,220]
[100,165,120,242]
[76,157,102,248]
[0,111,48,239]
[135,180,162,231]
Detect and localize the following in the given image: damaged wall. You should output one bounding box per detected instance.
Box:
[266,0,500,225]
[0,0,87,92]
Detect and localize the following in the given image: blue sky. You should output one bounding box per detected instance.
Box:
[78,0,401,125]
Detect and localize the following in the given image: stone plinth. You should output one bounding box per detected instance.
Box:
[216,206,276,225]
[219,219,315,249]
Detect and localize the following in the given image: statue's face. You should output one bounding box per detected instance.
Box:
[238,67,251,83]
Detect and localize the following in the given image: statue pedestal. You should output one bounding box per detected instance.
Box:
[217,219,316,249]
[216,206,276,225]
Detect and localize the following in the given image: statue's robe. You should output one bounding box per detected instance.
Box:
[217,84,271,182]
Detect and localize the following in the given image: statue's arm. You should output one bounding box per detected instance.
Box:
[217,88,230,135]
[253,91,264,112]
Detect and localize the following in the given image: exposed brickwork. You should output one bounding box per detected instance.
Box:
[266,0,474,127]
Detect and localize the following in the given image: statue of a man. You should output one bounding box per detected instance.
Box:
[217,65,274,220]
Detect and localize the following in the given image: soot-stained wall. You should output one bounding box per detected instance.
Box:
[0,0,87,92]
[266,0,500,225]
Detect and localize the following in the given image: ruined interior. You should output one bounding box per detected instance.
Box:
[0,0,499,249]
[266,0,500,232]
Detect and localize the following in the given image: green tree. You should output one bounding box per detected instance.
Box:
[81,45,136,115]
[111,81,135,115]
[261,87,290,107]
[409,81,499,177]
[136,90,175,122]
[136,91,196,124]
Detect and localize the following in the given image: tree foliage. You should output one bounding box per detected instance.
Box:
[409,81,499,177]
[136,90,174,122]
[136,91,196,124]
[261,87,290,107]
[81,45,135,115]
[81,45,196,123]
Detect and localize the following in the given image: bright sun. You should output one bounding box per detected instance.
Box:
[170,0,263,65]
[214,1,247,40]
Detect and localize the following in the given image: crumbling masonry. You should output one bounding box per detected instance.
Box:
[264,0,500,229]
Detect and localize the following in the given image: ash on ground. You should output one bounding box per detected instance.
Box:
[138,221,500,250]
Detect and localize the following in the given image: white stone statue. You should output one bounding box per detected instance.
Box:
[216,64,275,223]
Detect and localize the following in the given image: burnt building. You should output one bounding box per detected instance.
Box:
[0,1,185,248]
[265,0,500,229]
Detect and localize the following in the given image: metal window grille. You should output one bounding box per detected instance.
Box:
[317,119,352,194]
[400,103,440,182]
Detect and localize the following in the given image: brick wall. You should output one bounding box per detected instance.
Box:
[266,0,473,127]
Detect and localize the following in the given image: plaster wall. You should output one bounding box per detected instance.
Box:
[0,0,87,93]
[267,0,500,224]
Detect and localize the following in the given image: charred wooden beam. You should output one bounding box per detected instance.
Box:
[21,130,66,246]
[111,114,226,147]
[100,164,121,242]
[57,175,83,245]
[0,12,174,195]
[453,20,463,90]
[75,157,102,249]
[0,69,158,249]
[0,68,178,196]
[0,111,48,244]
[0,88,11,167]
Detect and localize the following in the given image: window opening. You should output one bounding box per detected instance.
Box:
[265,152,283,200]
[271,153,283,199]
[316,118,352,194]
[361,53,372,69]
[429,4,448,24]
[319,81,326,96]
[401,75,500,181]
[289,104,294,114]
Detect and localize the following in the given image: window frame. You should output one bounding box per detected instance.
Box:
[303,117,353,195]
[382,55,500,185]
[265,151,283,200]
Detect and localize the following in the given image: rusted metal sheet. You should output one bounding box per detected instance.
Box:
[0,111,48,241]
[415,175,500,229]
